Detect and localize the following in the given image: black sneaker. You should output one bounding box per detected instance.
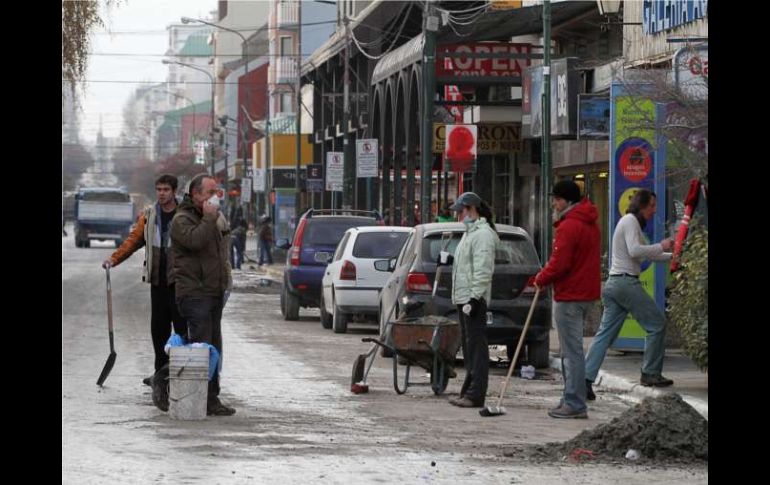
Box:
[640,373,674,387]
[207,397,236,416]
[586,380,596,401]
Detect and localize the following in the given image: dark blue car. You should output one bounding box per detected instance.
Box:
[276,209,382,320]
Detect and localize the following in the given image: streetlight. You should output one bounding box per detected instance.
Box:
[162,59,216,176]
[181,16,254,222]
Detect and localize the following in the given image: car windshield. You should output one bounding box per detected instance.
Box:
[303,218,377,245]
[421,232,539,265]
[81,191,131,203]
[352,232,410,259]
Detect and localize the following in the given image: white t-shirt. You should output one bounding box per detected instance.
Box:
[609,214,671,276]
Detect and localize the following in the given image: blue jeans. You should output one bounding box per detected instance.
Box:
[553,301,591,412]
[585,275,667,382]
[259,238,273,265]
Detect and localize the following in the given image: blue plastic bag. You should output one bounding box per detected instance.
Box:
[165,334,220,381]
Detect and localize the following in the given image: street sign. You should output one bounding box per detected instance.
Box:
[444,124,477,172]
[326,152,344,192]
[356,139,378,178]
[306,164,324,192]
[241,178,252,203]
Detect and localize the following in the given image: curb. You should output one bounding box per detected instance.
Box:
[548,356,708,420]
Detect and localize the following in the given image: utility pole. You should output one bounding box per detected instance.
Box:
[342,14,354,209]
[295,0,303,219]
[421,1,438,224]
[540,0,552,262]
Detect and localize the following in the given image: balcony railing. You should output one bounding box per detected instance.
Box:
[274,57,298,84]
[277,1,298,26]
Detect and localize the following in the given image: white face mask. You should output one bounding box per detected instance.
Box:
[207,194,220,207]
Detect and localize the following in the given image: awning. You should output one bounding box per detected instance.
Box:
[371,33,424,85]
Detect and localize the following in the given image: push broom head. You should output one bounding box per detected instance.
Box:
[479,405,506,417]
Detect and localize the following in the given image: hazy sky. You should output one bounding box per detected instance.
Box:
[78,0,219,142]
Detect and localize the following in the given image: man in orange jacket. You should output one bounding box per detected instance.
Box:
[102,174,187,386]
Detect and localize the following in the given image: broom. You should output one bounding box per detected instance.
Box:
[480,287,540,417]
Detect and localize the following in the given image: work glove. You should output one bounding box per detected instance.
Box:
[462,298,482,318]
[527,275,538,288]
[102,259,112,270]
[437,251,454,266]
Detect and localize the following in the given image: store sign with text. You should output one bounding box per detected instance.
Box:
[433,123,521,154]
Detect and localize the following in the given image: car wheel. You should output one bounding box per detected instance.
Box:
[527,336,551,369]
[84,239,91,248]
[319,291,332,329]
[379,305,393,358]
[279,283,287,317]
[284,286,299,321]
[332,293,348,334]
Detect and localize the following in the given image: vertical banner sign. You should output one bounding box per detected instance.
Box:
[609,82,667,351]
[254,169,266,192]
[326,152,344,192]
[444,124,477,172]
[356,139,379,178]
[241,177,252,203]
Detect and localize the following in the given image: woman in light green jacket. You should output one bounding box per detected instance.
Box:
[441,192,499,408]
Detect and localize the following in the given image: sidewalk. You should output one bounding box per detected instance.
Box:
[549,329,708,419]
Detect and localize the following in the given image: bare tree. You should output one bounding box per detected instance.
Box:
[62,0,120,102]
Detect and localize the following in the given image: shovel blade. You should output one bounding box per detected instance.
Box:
[96,352,117,387]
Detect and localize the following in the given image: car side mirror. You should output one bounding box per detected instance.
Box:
[374,259,392,272]
[327,255,333,264]
[276,238,291,250]
[389,257,397,271]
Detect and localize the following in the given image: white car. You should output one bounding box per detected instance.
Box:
[321,226,413,333]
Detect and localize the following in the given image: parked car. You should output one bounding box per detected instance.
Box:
[376,222,552,367]
[276,209,382,320]
[320,226,413,333]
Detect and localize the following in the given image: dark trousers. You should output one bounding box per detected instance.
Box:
[150,284,187,372]
[457,299,489,403]
[178,295,224,398]
[258,238,273,265]
[230,234,246,269]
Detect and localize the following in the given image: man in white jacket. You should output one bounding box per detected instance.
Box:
[584,189,675,393]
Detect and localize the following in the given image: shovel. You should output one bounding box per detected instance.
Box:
[96,266,117,387]
[480,287,540,417]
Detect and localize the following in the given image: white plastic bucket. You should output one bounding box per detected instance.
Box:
[168,346,210,420]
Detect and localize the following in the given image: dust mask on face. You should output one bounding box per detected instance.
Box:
[207,194,220,207]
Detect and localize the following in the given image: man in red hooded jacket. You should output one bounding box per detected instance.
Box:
[532,180,601,419]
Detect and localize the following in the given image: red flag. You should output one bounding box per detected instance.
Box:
[670,179,702,272]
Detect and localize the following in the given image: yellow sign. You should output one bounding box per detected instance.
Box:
[433,123,521,154]
[490,0,522,10]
